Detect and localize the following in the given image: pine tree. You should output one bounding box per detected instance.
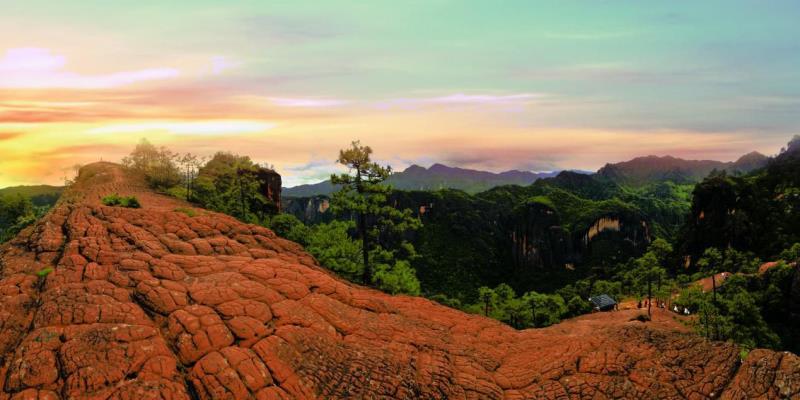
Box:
[331,141,422,289]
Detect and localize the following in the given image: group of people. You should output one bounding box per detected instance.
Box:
[636,299,692,315]
[673,305,691,315]
[636,299,667,309]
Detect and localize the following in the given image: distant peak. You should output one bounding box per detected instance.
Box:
[736,151,767,162]
[631,155,679,161]
[402,164,427,173]
[428,163,453,172]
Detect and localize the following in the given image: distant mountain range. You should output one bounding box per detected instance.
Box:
[596,152,768,186]
[283,164,585,196]
[283,151,770,197]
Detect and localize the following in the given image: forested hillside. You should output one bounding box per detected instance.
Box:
[276,138,800,352]
[284,169,695,298]
[0,185,62,243]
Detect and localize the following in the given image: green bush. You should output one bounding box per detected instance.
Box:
[1,194,45,243]
[165,186,188,200]
[372,260,421,295]
[267,213,311,245]
[174,207,197,217]
[101,194,141,208]
[305,221,361,280]
[35,267,54,278]
[429,294,462,309]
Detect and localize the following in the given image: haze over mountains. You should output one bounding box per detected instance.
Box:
[283,163,575,196]
[283,151,769,197]
[597,151,769,186]
[0,152,771,199]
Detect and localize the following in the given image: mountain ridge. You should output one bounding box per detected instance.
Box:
[597,152,768,186]
[285,152,769,197]
[284,163,581,197]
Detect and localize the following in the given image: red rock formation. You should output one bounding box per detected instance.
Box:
[1,162,798,399]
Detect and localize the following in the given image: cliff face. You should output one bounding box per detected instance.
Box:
[1,162,798,400]
[256,168,282,213]
[284,191,650,276]
[504,201,650,290]
[282,196,334,225]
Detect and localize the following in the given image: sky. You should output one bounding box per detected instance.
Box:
[1,0,799,188]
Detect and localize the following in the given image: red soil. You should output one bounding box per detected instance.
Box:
[694,272,734,293]
[0,162,798,399]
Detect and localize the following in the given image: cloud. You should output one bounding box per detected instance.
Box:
[282,158,347,186]
[268,97,350,108]
[378,93,542,108]
[30,143,130,160]
[0,131,23,141]
[87,120,275,136]
[270,93,542,109]
[0,48,179,89]
[516,63,705,84]
[423,93,542,104]
[210,56,240,75]
[0,85,347,124]
[440,150,561,172]
[0,48,65,71]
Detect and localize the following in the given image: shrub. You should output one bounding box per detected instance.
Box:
[123,196,141,208]
[372,260,421,296]
[739,348,750,361]
[122,138,182,190]
[35,267,54,278]
[305,221,361,280]
[102,194,141,208]
[267,214,311,245]
[429,294,462,309]
[174,207,197,217]
[0,194,39,243]
[165,186,188,200]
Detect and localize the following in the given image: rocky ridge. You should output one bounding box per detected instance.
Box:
[0,162,797,399]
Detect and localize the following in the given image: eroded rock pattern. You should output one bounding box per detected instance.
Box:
[0,162,798,400]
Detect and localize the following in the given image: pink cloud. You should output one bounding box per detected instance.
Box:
[0,48,179,89]
[376,93,543,109]
[268,97,349,108]
[0,131,23,141]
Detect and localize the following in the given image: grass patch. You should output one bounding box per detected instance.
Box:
[174,207,197,217]
[739,348,750,361]
[101,193,141,208]
[35,267,54,278]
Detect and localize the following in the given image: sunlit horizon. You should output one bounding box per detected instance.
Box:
[2,1,798,188]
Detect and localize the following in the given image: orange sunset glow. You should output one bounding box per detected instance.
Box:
[1,1,798,187]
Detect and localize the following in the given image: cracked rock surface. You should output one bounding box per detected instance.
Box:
[1,162,798,400]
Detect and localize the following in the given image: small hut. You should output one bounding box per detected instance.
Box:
[589,294,617,312]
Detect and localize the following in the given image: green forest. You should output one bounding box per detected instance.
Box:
[0,185,61,243]
[275,137,800,353]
